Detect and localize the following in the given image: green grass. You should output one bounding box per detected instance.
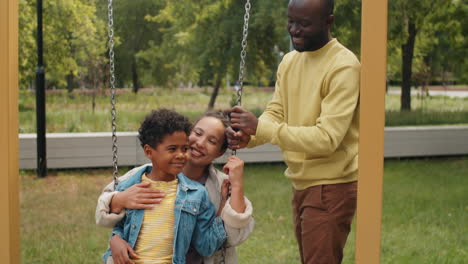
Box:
[385,91,468,112]
[18,88,468,133]
[385,110,468,126]
[385,93,468,127]
[20,169,111,264]
[20,158,468,263]
[379,158,467,264]
[18,88,273,133]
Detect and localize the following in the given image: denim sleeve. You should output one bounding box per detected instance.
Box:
[110,214,126,240]
[95,165,146,227]
[103,215,126,264]
[191,191,227,256]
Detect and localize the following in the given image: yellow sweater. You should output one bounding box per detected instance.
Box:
[251,38,360,190]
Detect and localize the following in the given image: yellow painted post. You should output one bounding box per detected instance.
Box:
[355,0,388,263]
[0,0,20,263]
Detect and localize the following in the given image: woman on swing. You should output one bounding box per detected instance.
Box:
[96,110,254,264]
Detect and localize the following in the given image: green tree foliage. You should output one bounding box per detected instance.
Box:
[19,0,106,90]
[332,0,361,57]
[388,0,466,111]
[18,0,37,88]
[18,0,466,112]
[147,0,289,109]
[425,1,467,84]
[108,0,166,93]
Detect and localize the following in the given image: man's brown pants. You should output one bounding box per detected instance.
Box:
[292,181,357,264]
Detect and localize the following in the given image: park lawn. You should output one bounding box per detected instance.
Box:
[18,88,468,133]
[18,88,270,133]
[20,158,467,263]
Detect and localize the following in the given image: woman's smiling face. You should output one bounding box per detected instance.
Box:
[188,116,227,167]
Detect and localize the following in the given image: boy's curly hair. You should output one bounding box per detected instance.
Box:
[138,108,192,149]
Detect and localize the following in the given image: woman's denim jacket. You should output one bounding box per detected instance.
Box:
[102,165,226,264]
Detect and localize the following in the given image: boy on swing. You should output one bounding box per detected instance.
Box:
[103,108,226,264]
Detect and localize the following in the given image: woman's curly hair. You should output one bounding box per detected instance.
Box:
[138,108,192,148]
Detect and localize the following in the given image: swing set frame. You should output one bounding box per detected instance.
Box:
[0,0,387,262]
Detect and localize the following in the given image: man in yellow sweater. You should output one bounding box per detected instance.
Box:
[227,0,359,263]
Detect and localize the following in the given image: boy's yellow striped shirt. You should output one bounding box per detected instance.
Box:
[133,174,178,264]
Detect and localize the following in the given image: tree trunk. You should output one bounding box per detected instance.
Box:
[401,21,417,111]
[132,57,139,93]
[92,89,96,113]
[207,77,222,110]
[66,71,74,94]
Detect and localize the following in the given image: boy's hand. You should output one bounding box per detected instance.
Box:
[217,179,231,216]
[110,235,139,264]
[222,156,244,188]
[221,178,232,201]
[110,182,165,213]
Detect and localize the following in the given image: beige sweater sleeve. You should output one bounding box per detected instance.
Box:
[256,63,360,155]
[221,197,255,247]
[95,164,149,228]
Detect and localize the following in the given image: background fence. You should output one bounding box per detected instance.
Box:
[19,125,468,169]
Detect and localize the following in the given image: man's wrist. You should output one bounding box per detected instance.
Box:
[253,119,259,135]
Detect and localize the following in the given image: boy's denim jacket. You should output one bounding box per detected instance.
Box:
[102,165,226,264]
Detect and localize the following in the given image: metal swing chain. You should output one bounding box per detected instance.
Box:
[231,0,251,157]
[235,0,251,107]
[221,3,252,263]
[108,0,119,189]
[221,2,251,263]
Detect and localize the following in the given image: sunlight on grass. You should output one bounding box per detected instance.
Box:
[380,158,468,264]
[385,93,468,112]
[18,89,468,133]
[18,88,273,133]
[20,169,112,264]
[20,159,468,263]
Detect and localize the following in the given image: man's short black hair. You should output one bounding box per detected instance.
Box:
[138,108,192,149]
[324,0,334,16]
[289,0,334,17]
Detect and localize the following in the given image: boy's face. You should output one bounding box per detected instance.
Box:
[144,131,190,180]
